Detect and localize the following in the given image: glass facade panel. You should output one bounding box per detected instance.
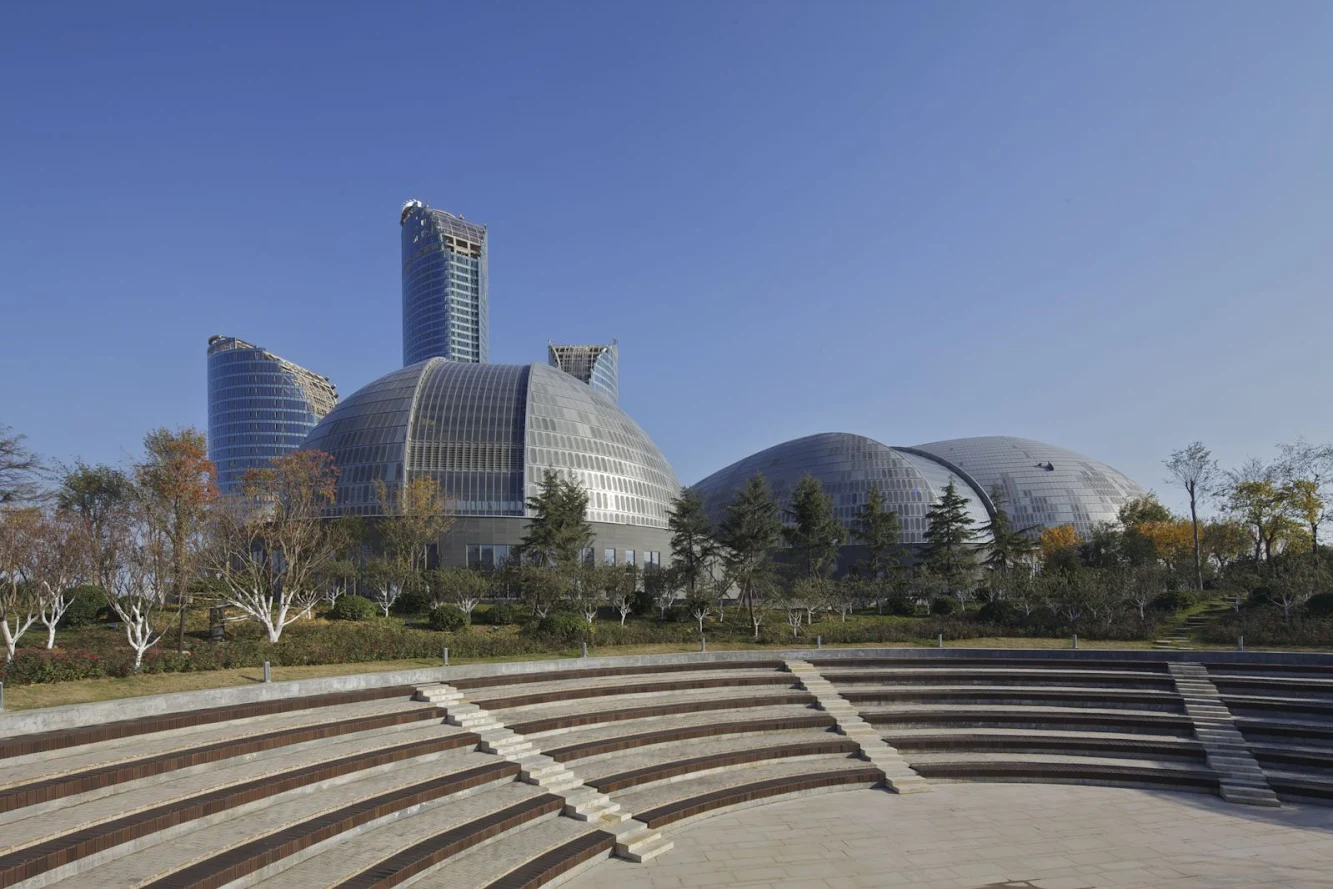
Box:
[906,436,1147,538]
[207,336,337,494]
[401,201,488,366]
[603,548,616,565]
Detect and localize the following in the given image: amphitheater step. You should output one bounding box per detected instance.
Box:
[786,659,928,794]
[1169,662,1282,808]
[611,821,673,862]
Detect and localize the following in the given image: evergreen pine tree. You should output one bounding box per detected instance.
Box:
[667,487,716,597]
[978,487,1038,571]
[782,474,842,577]
[922,479,980,596]
[851,486,903,581]
[717,472,782,637]
[522,469,594,569]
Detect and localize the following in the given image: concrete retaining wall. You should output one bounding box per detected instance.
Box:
[3,647,1330,737]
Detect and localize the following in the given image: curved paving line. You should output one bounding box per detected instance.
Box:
[544,714,839,762]
[589,740,862,793]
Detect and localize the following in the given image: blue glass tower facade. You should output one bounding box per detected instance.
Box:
[207,336,339,493]
[401,200,488,366]
[547,341,619,402]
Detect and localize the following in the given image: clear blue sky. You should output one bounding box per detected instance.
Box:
[3,2,1331,513]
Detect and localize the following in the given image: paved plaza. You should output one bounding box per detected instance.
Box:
[575,784,1333,889]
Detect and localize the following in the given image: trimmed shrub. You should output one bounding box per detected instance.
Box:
[1150,590,1195,612]
[929,597,957,616]
[977,600,1016,624]
[1306,592,1333,619]
[427,605,469,632]
[330,595,377,621]
[60,585,107,628]
[2,648,107,684]
[477,603,519,626]
[532,611,589,643]
[884,596,917,617]
[393,588,430,616]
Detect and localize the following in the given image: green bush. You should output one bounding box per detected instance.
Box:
[1,648,107,684]
[1306,592,1333,619]
[427,605,469,632]
[532,611,589,643]
[977,600,1016,623]
[60,585,107,628]
[884,596,917,617]
[1150,590,1195,612]
[929,597,957,616]
[477,603,519,626]
[393,588,430,615]
[330,595,377,621]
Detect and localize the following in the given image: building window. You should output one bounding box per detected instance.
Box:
[603,548,616,565]
[580,547,595,567]
[624,550,635,567]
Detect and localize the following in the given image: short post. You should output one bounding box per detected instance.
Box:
[1072,634,1078,650]
[1238,635,1244,652]
[700,636,706,653]
[263,661,271,684]
[581,642,588,658]
[816,635,822,650]
[442,645,449,666]
[937,633,944,649]
[0,681,5,712]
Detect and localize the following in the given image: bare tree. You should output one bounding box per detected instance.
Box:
[104,503,172,671]
[605,565,638,626]
[376,477,453,576]
[30,509,90,649]
[1271,560,1326,623]
[0,426,43,506]
[208,451,340,643]
[1125,565,1168,620]
[361,558,403,617]
[687,593,712,633]
[0,508,40,661]
[1164,442,1220,592]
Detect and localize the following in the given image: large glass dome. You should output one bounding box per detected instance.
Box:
[691,432,991,545]
[693,432,1148,544]
[301,360,679,527]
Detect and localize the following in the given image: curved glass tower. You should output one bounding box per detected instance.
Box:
[401,199,488,366]
[206,336,338,494]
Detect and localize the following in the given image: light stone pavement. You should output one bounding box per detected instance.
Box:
[572,784,1333,889]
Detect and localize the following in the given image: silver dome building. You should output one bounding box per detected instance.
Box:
[301,360,679,569]
[693,433,1147,561]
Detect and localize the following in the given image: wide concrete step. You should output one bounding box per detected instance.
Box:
[408,813,608,889]
[249,782,549,889]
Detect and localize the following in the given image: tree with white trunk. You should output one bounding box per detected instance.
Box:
[208,451,341,643]
[103,503,172,672]
[0,507,41,661]
[29,509,90,649]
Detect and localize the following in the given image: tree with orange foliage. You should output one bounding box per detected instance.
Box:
[136,428,216,650]
[1039,524,1081,564]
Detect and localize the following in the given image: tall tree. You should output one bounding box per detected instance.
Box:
[977,487,1037,571]
[1277,439,1333,555]
[0,507,41,661]
[1225,459,1285,567]
[782,474,842,578]
[716,473,782,638]
[57,462,133,591]
[851,486,902,581]
[136,428,216,651]
[1164,441,1220,592]
[522,470,594,569]
[375,477,453,576]
[1281,478,1325,557]
[208,450,341,642]
[922,479,980,598]
[104,498,172,672]
[666,487,716,597]
[28,508,90,649]
[0,425,43,506]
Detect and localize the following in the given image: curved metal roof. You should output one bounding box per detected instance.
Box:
[302,360,678,526]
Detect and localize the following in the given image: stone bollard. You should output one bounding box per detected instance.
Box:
[700,637,706,652]
[1072,634,1078,650]
[581,642,588,658]
[0,680,4,712]
[1238,635,1244,652]
[442,645,449,666]
[263,661,271,684]
[817,635,822,650]
[938,633,944,649]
